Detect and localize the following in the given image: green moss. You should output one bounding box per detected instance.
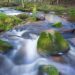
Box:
[52,22,63,28]
[14,3,75,15]
[37,32,54,56]
[15,4,66,13]
[37,30,69,56]
[17,14,29,20]
[37,5,50,13]
[15,6,32,12]
[0,13,8,20]
[0,13,22,32]
[39,65,59,75]
[0,39,13,53]
[11,16,22,25]
[54,31,69,52]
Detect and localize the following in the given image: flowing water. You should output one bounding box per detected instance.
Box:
[0,13,75,75]
[0,8,23,15]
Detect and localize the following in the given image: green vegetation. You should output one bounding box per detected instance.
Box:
[37,32,53,56]
[0,0,75,6]
[0,1,74,31]
[0,8,43,33]
[0,13,22,32]
[0,0,75,15]
[15,3,66,13]
[38,5,65,13]
[37,5,50,13]
[26,5,38,22]
[52,22,63,28]
[54,31,69,51]
[0,39,13,53]
[16,14,29,20]
[15,7,32,12]
[39,65,59,75]
[37,30,69,56]
[26,16,37,22]
[32,5,37,18]
[14,2,75,22]
[14,2,75,18]
[17,14,38,23]
[16,5,39,22]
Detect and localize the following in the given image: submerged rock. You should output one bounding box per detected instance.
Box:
[0,39,13,53]
[51,56,66,63]
[37,30,69,56]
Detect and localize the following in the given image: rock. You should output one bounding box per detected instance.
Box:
[38,65,59,75]
[36,12,45,21]
[52,22,63,28]
[37,31,53,56]
[37,30,69,56]
[0,39,13,53]
[51,56,66,63]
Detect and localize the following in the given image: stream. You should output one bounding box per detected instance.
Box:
[0,12,75,75]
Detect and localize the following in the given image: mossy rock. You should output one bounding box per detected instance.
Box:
[17,14,29,20]
[54,31,69,52]
[38,65,59,75]
[0,39,13,53]
[52,22,63,28]
[37,32,54,56]
[37,30,69,56]
[0,13,22,32]
[26,16,37,22]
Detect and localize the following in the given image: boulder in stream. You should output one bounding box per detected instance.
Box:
[38,65,60,75]
[37,30,70,56]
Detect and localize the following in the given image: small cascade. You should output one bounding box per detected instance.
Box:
[4,30,39,64]
[24,37,39,63]
[68,45,75,57]
[5,29,28,37]
[66,45,75,67]
[5,29,28,59]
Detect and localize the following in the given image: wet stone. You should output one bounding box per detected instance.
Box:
[51,56,67,64]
